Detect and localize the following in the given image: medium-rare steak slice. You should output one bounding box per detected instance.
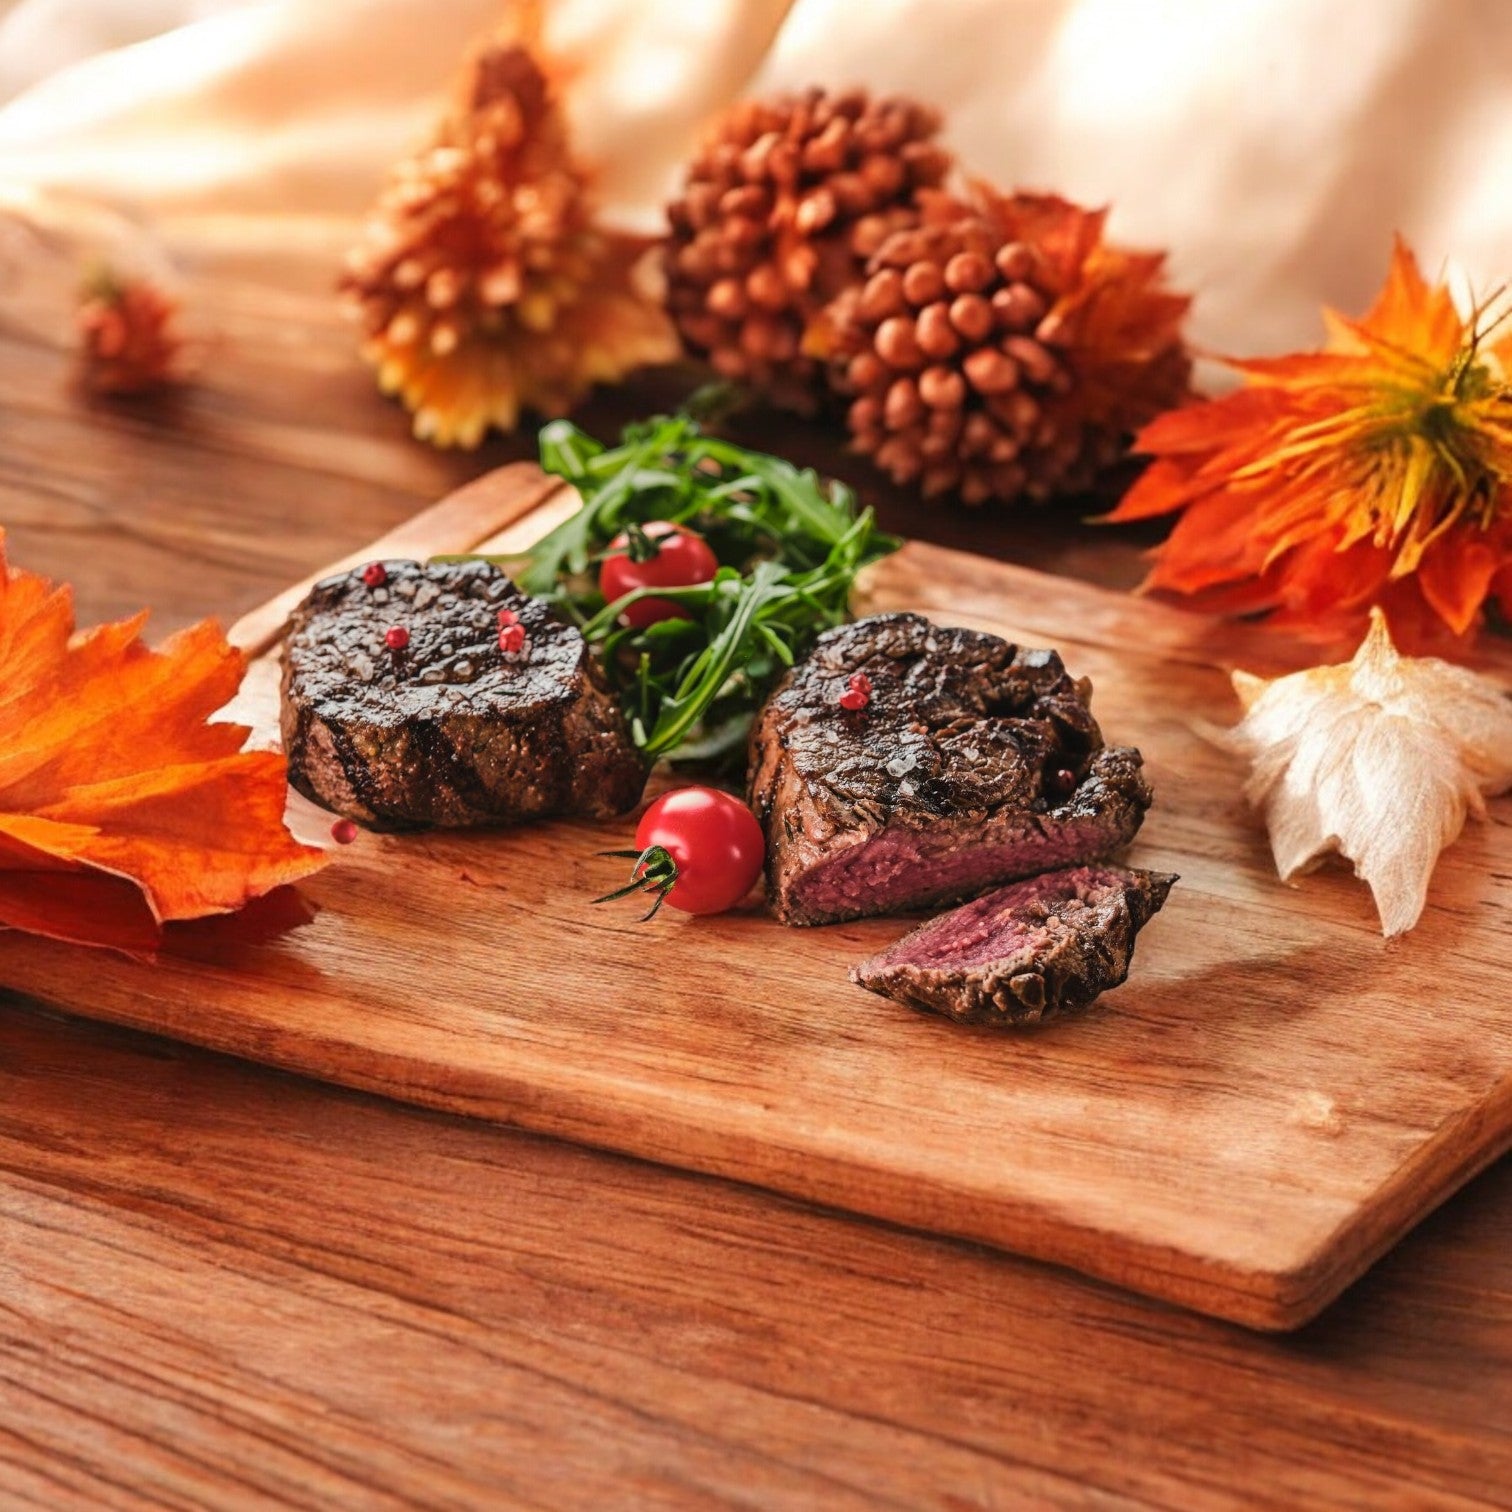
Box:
[281,559,646,828]
[851,864,1176,1026]
[747,612,1152,925]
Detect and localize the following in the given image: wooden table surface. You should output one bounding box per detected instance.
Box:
[2,248,1510,1510]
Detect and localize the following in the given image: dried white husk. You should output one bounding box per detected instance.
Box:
[1223,608,1512,936]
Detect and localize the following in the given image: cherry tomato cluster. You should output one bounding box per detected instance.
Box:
[598,520,719,629]
[596,786,765,919]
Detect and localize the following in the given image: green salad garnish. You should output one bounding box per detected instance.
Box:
[492,407,900,765]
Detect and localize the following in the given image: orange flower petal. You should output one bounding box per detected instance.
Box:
[1142,489,1277,593]
[1108,239,1511,648]
[1415,531,1501,637]
[1106,458,1199,521]
[1351,236,1466,364]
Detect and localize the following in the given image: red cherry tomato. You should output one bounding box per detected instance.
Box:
[598,786,766,917]
[599,521,718,629]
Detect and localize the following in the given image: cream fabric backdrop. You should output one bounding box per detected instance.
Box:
[0,0,1508,353]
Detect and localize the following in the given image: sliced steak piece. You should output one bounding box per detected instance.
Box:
[747,612,1153,925]
[281,559,646,828]
[851,864,1176,1026]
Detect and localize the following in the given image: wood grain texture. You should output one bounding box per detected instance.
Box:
[3,245,1511,1506]
[6,460,1511,1331]
[4,1008,1509,1511]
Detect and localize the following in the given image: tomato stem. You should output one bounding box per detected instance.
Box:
[591,844,679,921]
[621,523,662,564]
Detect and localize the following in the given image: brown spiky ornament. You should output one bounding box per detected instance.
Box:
[817,186,1193,504]
[665,87,954,410]
[342,41,675,447]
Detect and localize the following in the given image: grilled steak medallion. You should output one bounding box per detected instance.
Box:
[747,613,1152,925]
[851,864,1176,1026]
[281,559,646,828]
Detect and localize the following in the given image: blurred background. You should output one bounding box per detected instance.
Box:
[2,0,1510,354]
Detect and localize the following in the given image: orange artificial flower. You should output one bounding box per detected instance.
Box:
[1108,240,1512,651]
[76,268,182,395]
[341,40,675,448]
[0,533,326,955]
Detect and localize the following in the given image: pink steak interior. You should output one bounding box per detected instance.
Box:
[792,823,1116,920]
[874,864,1131,971]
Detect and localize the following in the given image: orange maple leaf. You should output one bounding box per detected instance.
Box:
[0,532,327,955]
[1108,239,1512,651]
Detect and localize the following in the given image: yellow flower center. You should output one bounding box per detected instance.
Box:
[1360,339,1512,572]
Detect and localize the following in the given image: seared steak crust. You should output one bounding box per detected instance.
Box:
[281,559,646,828]
[851,863,1176,1026]
[747,612,1152,924]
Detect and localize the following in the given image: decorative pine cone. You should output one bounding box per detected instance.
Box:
[665,87,954,410]
[341,40,675,448]
[817,187,1193,505]
[76,270,180,395]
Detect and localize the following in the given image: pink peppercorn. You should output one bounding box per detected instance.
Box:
[361,562,388,587]
[838,671,872,711]
[330,819,359,845]
[384,625,410,650]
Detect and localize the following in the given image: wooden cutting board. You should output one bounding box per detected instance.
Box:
[5,462,1511,1331]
